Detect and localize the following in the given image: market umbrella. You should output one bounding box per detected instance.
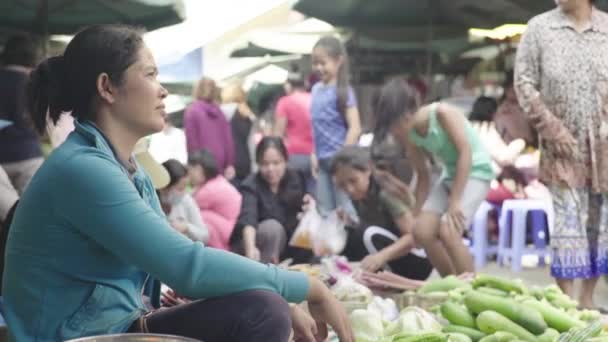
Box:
[295,0,608,41]
[293,0,540,33]
[230,43,288,58]
[0,0,185,37]
[230,18,336,58]
[293,0,546,76]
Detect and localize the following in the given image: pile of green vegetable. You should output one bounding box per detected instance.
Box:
[417,274,607,342]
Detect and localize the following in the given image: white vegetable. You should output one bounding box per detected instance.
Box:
[350,309,384,341]
[332,277,373,303]
[367,296,399,322]
[385,306,442,336]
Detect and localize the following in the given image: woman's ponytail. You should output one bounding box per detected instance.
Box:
[27,25,145,134]
[27,56,72,134]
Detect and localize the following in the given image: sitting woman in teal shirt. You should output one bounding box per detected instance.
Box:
[2,25,352,342]
[373,78,494,276]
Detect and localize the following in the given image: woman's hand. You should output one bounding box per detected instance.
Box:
[336,208,355,226]
[553,133,577,158]
[360,253,387,273]
[306,277,354,342]
[302,194,316,212]
[161,289,190,307]
[244,245,261,262]
[243,225,260,261]
[224,165,236,180]
[238,103,256,120]
[311,154,319,179]
[291,304,325,342]
[442,199,466,236]
[374,169,414,206]
[169,219,188,234]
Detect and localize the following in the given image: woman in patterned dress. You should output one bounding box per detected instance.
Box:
[515,0,608,309]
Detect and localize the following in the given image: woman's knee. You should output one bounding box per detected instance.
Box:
[256,220,287,263]
[413,212,440,244]
[438,220,462,243]
[257,220,286,244]
[240,290,292,340]
[258,219,284,235]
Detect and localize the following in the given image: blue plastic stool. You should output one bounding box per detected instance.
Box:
[469,201,500,269]
[497,199,553,272]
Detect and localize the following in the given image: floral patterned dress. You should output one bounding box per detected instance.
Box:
[515,7,608,279]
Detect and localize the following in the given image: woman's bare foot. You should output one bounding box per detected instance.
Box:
[579,277,600,311]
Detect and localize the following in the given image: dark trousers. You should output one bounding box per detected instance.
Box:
[343,225,434,281]
[129,290,292,342]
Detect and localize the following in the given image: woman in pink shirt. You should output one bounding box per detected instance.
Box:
[188,149,242,250]
[274,73,315,193]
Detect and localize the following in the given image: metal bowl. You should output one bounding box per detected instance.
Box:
[65,333,201,342]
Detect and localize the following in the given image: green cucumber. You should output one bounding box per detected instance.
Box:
[418,275,470,294]
[394,332,448,342]
[477,287,509,297]
[529,286,545,300]
[447,333,473,342]
[493,332,519,341]
[472,274,527,294]
[464,292,547,334]
[479,332,518,342]
[537,328,559,342]
[579,309,602,322]
[521,299,585,333]
[479,336,499,342]
[441,302,476,329]
[476,311,538,342]
[544,292,578,310]
[443,325,487,342]
[390,332,416,341]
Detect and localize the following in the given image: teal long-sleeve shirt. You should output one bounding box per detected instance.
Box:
[2,120,309,341]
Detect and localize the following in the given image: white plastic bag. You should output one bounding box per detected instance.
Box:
[289,209,347,256]
[313,211,347,256]
[289,208,322,250]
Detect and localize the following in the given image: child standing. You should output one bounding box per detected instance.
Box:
[310,36,361,218]
[373,78,494,275]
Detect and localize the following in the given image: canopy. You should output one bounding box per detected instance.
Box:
[294,0,608,41]
[230,18,336,57]
[243,64,289,90]
[0,0,185,36]
[293,0,540,34]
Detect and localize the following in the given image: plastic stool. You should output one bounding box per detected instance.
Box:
[469,201,499,269]
[497,199,553,272]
